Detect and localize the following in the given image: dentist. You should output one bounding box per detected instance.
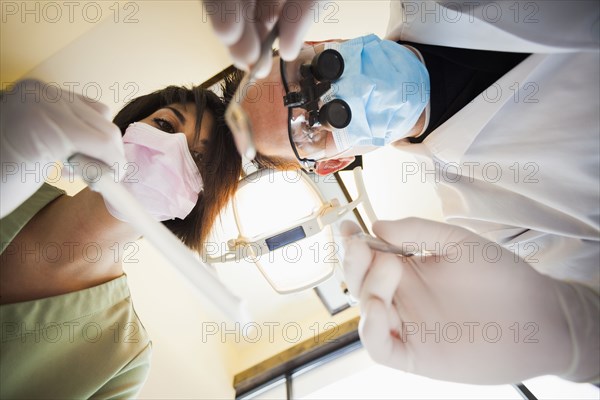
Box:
[206,0,600,384]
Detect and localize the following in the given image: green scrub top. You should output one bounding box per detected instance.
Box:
[1,184,152,399]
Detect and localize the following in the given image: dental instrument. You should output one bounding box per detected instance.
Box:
[225,26,279,160]
[67,153,250,324]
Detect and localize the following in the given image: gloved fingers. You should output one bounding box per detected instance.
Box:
[50,94,126,170]
[228,14,261,71]
[1,79,126,181]
[203,0,246,46]
[359,252,403,308]
[10,78,44,95]
[359,298,409,371]
[340,220,375,298]
[69,101,122,140]
[71,134,126,172]
[278,0,317,61]
[238,0,284,78]
[258,0,284,32]
[2,80,54,114]
[65,108,127,170]
[204,0,314,74]
[251,44,274,79]
[373,217,472,256]
[339,219,361,236]
[73,93,113,120]
[68,97,120,138]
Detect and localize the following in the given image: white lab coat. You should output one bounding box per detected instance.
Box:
[386,1,600,289]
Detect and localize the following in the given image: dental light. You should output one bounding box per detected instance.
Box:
[206,167,378,294]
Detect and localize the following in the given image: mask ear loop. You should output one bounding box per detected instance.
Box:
[280,57,318,172]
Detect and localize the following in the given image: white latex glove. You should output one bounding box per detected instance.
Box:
[203,0,318,78]
[0,79,126,218]
[341,218,600,384]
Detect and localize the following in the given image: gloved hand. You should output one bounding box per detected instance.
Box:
[203,0,317,78]
[1,79,126,217]
[341,218,600,384]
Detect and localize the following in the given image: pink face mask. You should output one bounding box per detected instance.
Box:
[105,122,204,221]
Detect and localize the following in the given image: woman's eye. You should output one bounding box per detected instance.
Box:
[153,118,175,134]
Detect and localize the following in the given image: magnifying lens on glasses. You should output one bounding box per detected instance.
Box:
[281,48,352,172]
[282,49,350,128]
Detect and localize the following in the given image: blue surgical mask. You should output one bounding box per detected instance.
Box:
[322,34,430,152]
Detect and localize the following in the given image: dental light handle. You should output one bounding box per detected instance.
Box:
[67,153,250,324]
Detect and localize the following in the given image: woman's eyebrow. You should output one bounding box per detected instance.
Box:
[164,106,186,125]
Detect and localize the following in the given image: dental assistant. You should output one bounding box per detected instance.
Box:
[0,79,241,397]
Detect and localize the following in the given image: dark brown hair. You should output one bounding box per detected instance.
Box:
[112,85,241,252]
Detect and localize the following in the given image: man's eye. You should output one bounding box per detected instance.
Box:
[153,118,175,133]
[191,150,203,162]
[302,123,317,141]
